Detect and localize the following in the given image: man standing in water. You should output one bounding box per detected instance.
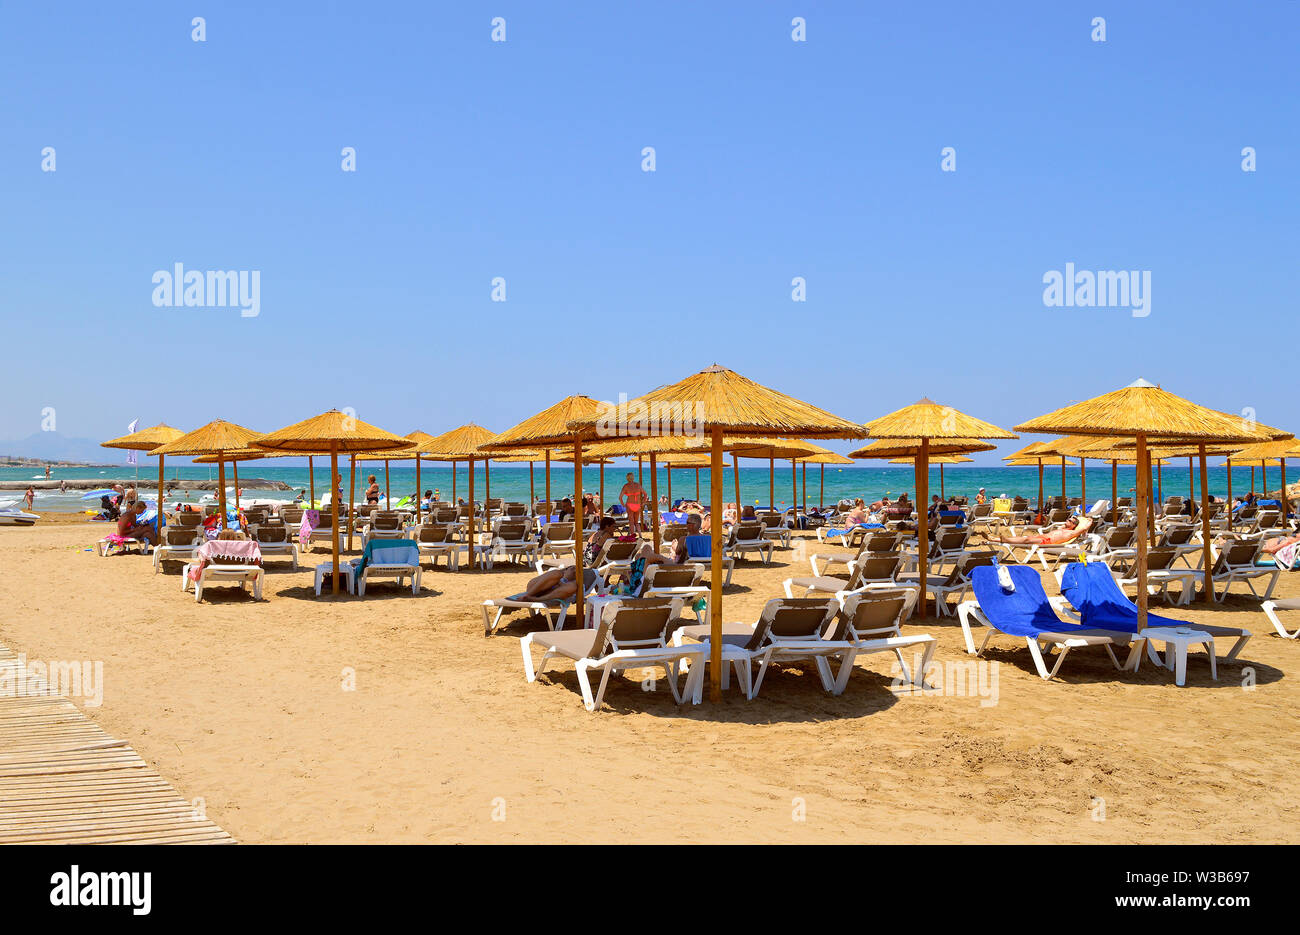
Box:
[619,471,647,535]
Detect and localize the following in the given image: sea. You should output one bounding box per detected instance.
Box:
[2,461,1281,514]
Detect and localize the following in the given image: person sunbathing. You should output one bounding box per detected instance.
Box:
[995,515,1092,546]
[116,502,158,545]
[511,565,587,603]
[1261,532,1300,555]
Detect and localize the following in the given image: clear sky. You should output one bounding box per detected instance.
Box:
[1,2,1296,463]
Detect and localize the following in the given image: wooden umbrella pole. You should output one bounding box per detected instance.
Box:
[801,461,806,517]
[650,453,660,554]
[638,456,643,486]
[1060,455,1066,503]
[451,460,456,503]
[1080,458,1086,504]
[384,460,390,509]
[1199,444,1213,603]
[1226,458,1233,524]
[529,460,535,507]
[232,461,240,513]
[348,455,356,551]
[940,463,945,500]
[695,468,700,501]
[1037,460,1043,518]
[666,464,672,507]
[1135,434,1149,630]
[709,427,724,703]
[790,460,796,519]
[485,460,491,519]
[917,439,930,619]
[468,458,476,572]
[1147,465,1157,547]
[157,455,166,530]
[544,451,551,515]
[1251,465,1255,495]
[330,442,340,595]
[1282,459,1290,521]
[819,463,824,511]
[599,461,605,514]
[415,455,421,522]
[1157,462,1163,505]
[1188,457,1194,504]
[573,440,585,634]
[308,455,314,506]
[217,457,227,531]
[732,453,741,523]
[1111,460,1117,522]
[769,457,774,511]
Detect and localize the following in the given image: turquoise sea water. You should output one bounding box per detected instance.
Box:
[4,462,1284,513]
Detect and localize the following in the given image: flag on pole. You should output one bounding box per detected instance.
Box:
[125,419,139,466]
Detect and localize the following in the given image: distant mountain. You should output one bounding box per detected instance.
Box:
[0,432,160,465]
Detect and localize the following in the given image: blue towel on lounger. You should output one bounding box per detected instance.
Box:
[968,565,1093,637]
[1059,562,1182,634]
[684,535,713,559]
[354,538,419,578]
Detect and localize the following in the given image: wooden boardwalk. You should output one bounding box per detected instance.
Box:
[0,645,233,844]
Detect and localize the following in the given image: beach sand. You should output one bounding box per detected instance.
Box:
[2,513,1296,843]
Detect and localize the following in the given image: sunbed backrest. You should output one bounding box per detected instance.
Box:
[1226,541,1259,565]
[417,525,452,543]
[865,533,900,553]
[602,598,677,649]
[1147,547,1177,570]
[163,527,197,546]
[857,554,901,582]
[1107,526,1134,548]
[546,522,574,541]
[766,599,837,641]
[174,512,202,527]
[843,595,906,639]
[1163,526,1193,545]
[648,565,698,588]
[257,525,287,543]
[734,522,763,540]
[281,507,304,524]
[372,511,401,530]
[497,521,528,541]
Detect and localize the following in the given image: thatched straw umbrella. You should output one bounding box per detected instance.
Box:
[477,396,603,633]
[1016,380,1279,624]
[252,411,409,595]
[191,447,295,512]
[853,403,1013,618]
[101,423,185,523]
[890,454,971,500]
[416,424,500,570]
[568,367,863,701]
[151,421,262,532]
[798,448,853,510]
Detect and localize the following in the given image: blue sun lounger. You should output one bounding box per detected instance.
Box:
[957,564,1141,680]
[1059,562,1251,662]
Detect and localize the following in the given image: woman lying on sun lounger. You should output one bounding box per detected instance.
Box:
[994,515,1092,546]
[511,565,590,603]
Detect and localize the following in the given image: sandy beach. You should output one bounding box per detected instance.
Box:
[1,512,1295,844]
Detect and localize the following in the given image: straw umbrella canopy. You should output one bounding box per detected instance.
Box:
[857,399,1015,619]
[799,448,853,510]
[191,447,296,512]
[251,410,409,595]
[1016,379,1278,621]
[414,424,501,571]
[475,396,604,636]
[150,421,262,533]
[101,423,185,523]
[565,367,864,702]
[494,447,613,514]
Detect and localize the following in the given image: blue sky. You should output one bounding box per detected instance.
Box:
[1,2,1296,464]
